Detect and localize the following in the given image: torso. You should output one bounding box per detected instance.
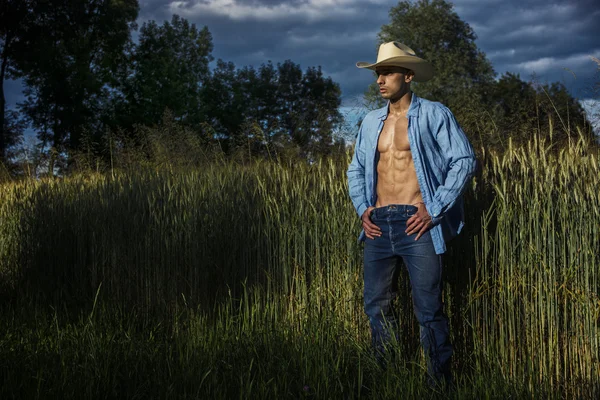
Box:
[375,113,423,207]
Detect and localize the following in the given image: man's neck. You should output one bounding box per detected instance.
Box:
[388,91,412,117]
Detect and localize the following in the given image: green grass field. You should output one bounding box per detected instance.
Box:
[1,135,599,399]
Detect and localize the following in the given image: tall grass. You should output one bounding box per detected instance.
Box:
[470,131,600,397]
[0,133,599,398]
[1,159,363,315]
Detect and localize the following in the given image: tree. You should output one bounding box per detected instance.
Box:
[120,15,213,130]
[370,0,592,151]
[0,0,34,163]
[235,62,281,144]
[293,65,343,155]
[202,61,281,152]
[276,60,304,136]
[203,59,343,157]
[2,109,25,157]
[201,59,244,148]
[377,0,495,124]
[16,0,138,158]
[274,60,343,155]
[367,0,497,144]
[486,73,539,148]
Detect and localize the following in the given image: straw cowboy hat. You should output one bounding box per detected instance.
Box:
[356,42,434,82]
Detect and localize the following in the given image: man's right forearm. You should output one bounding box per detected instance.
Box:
[347,128,369,218]
[347,167,368,217]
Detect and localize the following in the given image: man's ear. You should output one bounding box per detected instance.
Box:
[405,70,415,83]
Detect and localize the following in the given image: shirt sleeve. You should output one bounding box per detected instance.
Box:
[425,107,477,224]
[347,120,369,218]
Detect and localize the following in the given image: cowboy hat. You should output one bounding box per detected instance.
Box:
[356,42,434,82]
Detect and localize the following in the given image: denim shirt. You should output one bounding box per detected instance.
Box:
[347,94,476,255]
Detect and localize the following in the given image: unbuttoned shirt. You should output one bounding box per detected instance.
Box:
[347,94,477,255]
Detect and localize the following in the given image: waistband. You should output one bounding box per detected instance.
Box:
[371,204,418,219]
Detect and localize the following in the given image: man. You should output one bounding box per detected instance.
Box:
[347,42,476,387]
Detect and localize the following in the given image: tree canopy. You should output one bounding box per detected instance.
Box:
[205,60,342,156]
[380,0,495,112]
[1,0,594,173]
[13,0,139,162]
[1,4,344,172]
[370,0,592,151]
[119,15,213,130]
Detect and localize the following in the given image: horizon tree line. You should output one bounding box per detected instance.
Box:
[0,0,595,175]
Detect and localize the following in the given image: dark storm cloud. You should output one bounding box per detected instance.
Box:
[138,0,173,18]
[453,0,600,98]
[5,0,599,110]
[134,0,599,103]
[135,0,392,105]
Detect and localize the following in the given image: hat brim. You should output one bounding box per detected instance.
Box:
[356,56,434,82]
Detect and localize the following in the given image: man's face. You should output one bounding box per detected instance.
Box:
[375,66,413,101]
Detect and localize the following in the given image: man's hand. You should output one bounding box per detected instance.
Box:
[405,202,433,240]
[361,206,381,240]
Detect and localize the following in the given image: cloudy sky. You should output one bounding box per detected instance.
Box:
[143,0,600,103]
[5,0,600,117]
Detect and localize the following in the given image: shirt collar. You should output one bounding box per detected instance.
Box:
[377,93,421,120]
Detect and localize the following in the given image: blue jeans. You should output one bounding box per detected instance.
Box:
[363,204,452,383]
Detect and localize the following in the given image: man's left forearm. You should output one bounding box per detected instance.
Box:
[426,156,476,223]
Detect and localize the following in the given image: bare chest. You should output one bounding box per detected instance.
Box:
[377,115,410,153]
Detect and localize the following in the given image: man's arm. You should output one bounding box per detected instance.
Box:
[347,121,382,239]
[425,107,477,224]
[347,122,370,218]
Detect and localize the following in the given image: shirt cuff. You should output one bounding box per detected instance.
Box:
[425,200,443,225]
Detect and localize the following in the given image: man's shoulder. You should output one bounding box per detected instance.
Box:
[362,106,387,122]
[416,96,451,115]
